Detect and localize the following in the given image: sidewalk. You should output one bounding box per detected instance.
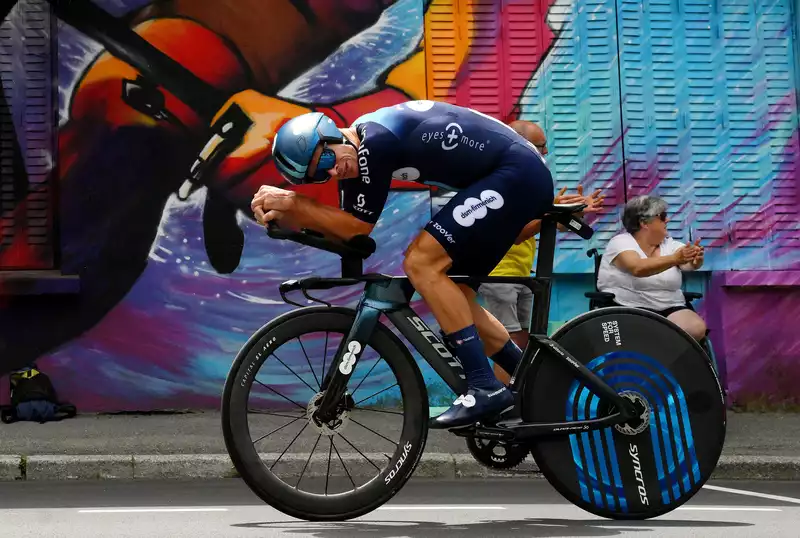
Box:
[1,410,799,481]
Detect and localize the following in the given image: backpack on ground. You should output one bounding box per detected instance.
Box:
[1,366,77,424]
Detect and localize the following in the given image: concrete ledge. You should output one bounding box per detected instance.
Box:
[7,453,800,482]
[712,455,800,480]
[0,456,21,481]
[134,455,236,480]
[26,455,133,481]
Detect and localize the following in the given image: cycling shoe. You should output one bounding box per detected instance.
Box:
[429,385,515,430]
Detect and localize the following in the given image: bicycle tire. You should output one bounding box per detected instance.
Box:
[522,307,726,520]
[221,306,429,521]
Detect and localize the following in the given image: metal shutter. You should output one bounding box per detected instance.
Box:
[0,0,55,270]
[539,0,625,270]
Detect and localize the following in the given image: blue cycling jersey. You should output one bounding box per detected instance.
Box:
[341,100,547,224]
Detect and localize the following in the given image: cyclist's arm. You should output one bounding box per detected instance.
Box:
[282,194,374,241]
[514,219,572,243]
[515,220,541,244]
[612,250,680,277]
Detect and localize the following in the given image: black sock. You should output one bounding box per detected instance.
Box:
[444,325,502,391]
[491,339,522,377]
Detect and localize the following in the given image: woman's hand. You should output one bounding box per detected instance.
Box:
[673,240,702,266]
[689,239,704,269]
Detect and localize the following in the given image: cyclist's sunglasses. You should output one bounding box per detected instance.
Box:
[308,143,337,182]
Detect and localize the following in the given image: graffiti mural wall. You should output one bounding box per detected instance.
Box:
[2,0,443,411]
[0,0,798,411]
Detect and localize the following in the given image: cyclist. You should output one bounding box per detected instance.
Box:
[251,100,590,429]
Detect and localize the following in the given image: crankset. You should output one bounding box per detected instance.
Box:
[465,436,530,470]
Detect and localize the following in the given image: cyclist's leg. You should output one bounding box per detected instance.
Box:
[404,143,553,429]
[474,283,524,382]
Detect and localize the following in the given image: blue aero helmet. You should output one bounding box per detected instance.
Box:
[272,112,344,184]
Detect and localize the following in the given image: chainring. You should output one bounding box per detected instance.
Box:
[465,436,530,470]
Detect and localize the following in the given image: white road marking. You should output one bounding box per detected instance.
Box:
[377,505,506,511]
[79,508,229,514]
[704,484,800,505]
[676,506,781,512]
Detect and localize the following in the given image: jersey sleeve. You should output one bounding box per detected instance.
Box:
[339,122,400,225]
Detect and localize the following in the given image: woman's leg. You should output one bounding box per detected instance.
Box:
[666,308,708,341]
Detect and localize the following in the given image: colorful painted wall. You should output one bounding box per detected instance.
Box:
[0,0,798,411]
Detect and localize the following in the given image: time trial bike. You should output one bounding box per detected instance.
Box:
[188,102,726,522]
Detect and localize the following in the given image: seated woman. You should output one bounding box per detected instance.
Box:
[598,195,708,341]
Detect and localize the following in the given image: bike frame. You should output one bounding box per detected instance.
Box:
[283,216,639,441]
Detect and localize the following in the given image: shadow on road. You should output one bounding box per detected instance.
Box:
[233,517,753,537]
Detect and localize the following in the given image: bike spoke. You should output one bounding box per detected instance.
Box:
[296,434,322,489]
[354,383,400,407]
[352,407,403,416]
[247,409,304,420]
[336,431,382,472]
[325,438,333,496]
[350,355,384,398]
[254,378,306,411]
[270,351,318,395]
[270,422,309,471]
[348,417,399,449]
[321,332,330,383]
[296,336,321,390]
[331,438,357,490]
[252,415,305,446]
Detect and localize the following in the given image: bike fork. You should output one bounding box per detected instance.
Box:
[313,301,382,423]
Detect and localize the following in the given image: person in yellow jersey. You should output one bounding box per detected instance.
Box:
[478,121,604,384]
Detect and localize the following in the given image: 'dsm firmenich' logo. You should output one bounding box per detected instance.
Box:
[453,190,504,227]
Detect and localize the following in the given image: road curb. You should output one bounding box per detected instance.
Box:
[0,456,21,481]
[712,455,800,481]
[4,453,800,482]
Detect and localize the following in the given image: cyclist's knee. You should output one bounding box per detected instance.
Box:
[403,232,451,285]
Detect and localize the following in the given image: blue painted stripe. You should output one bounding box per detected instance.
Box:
[566,382,590,503]
[577,386,604,508]
[604,426,627,512]
[589,392,616,510]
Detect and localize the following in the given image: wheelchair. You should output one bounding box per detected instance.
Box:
[583,248,724,385]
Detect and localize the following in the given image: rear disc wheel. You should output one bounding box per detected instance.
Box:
[522,307,726,519]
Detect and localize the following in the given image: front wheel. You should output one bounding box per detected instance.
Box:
[522,307,726,520]
[221,307,429,521]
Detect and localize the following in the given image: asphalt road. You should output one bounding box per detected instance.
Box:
[1,478,800,537]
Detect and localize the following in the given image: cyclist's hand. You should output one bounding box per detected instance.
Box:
[211,90,311,186]
[251,185,297,225]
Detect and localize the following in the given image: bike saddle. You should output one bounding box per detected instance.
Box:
[545,202,587,215]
